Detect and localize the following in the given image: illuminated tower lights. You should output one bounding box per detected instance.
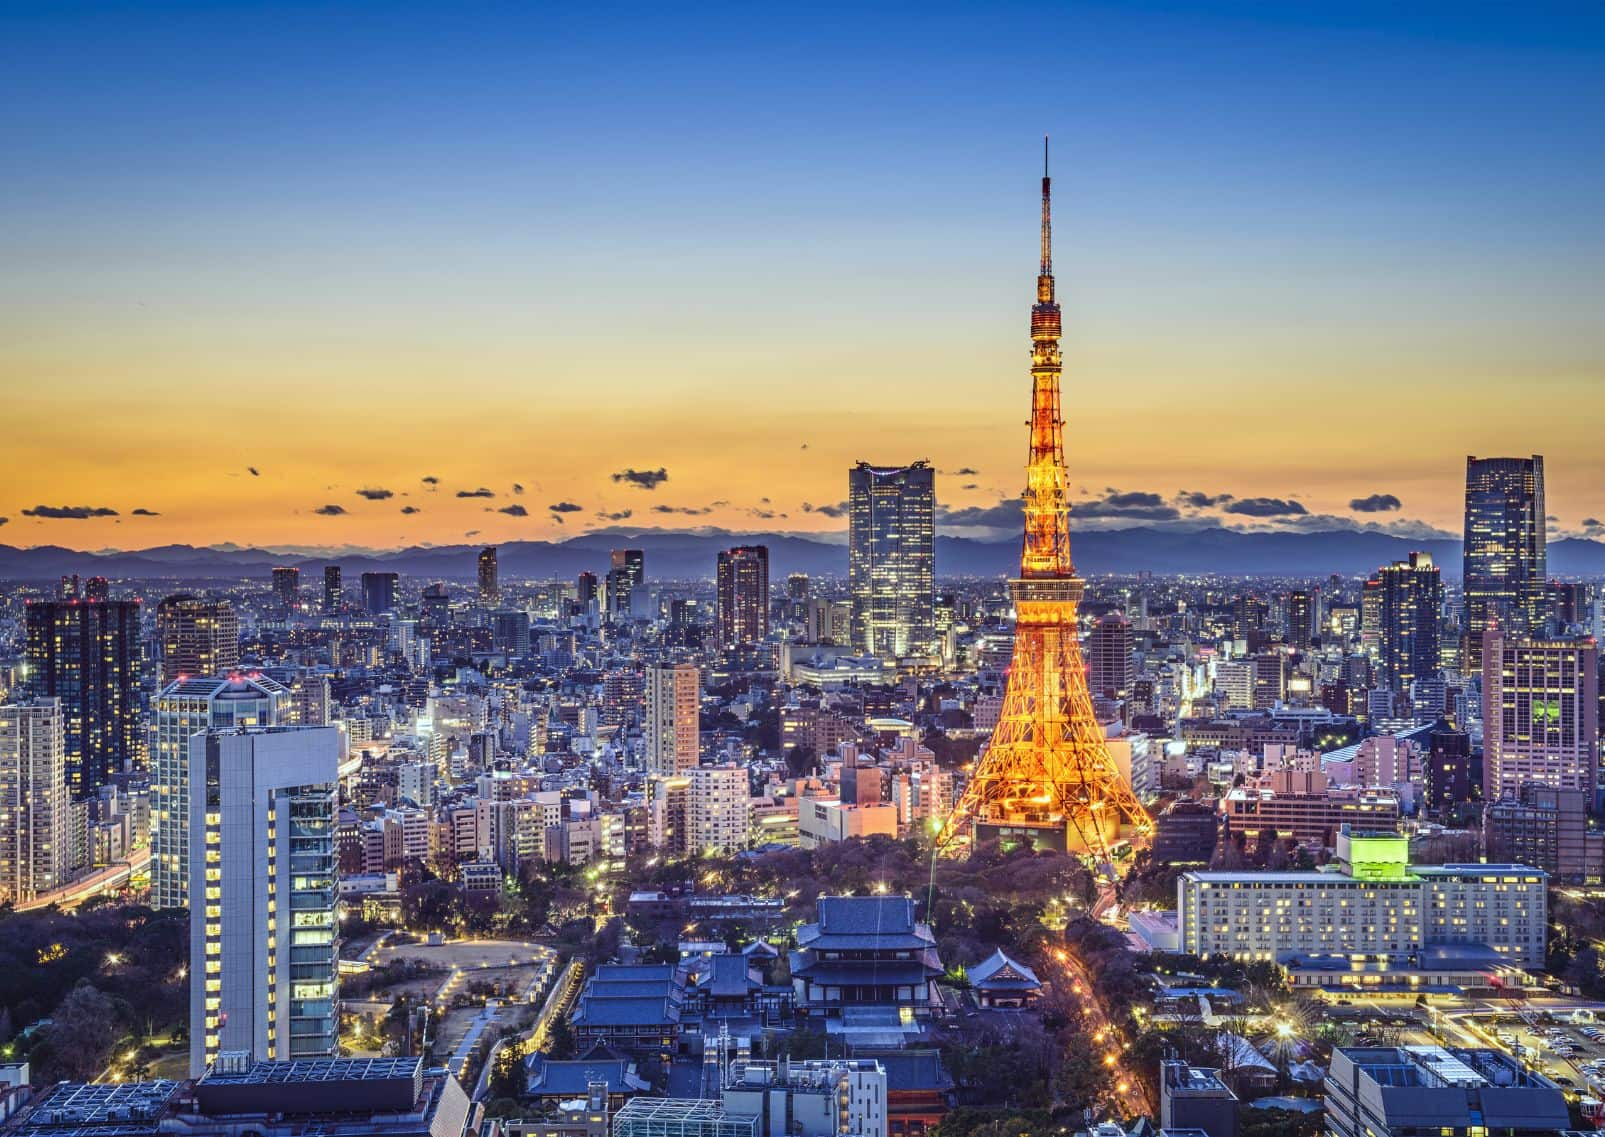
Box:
[938,141,1150,858]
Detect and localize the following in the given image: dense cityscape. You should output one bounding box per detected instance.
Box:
[4,6,1605,1137]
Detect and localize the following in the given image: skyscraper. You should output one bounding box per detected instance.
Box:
[645,662,699,777]
[25,595,142,799]
[1287,591,1313,650]
[938,147,1149,856]
[322,565,342,614]
[271,566,301,612]
[716,545,770,646]
[360,571,398,615]
[1481,627,1598,802]
[1376,552,1443,692]
[576,571,598,609]
[151,674,291,910]
[1464,455,1547,669]
[155,594,241,683]
[1231,594,1268,643]
[606,549,645,621]
[0,698,68,905]
[848,461,935,659]
[1086,612,1135,701]
[478,546,499,605]
[189,726,340,1076]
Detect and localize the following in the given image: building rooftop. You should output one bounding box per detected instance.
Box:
[9,1061,469,1137]
[967,949,1040,990]
[1328,1046,1570,1133]
[197,1056,421,1086]
[1162,1063,1234,1097]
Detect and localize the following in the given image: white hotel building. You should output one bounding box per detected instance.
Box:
[189,726,340,1076]
[1176,830,1545,977]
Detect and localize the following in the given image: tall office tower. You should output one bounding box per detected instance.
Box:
[848,461,936,659]
[322,565,341,614]
[938,149,1149,856]
[491,609,531,656]
[1086,612,1134,701]
[1230,594,1267,643]
[151,675,290,910]
[1481,627,1599,802]
[716,545,770,646]
[1376,552,1443,692]
[1464,455,1547,669]
[477,546,499,605]
[24,596,142,799]
[575,571,598,609]
[689,763,750,854]
[1360,577,1383,654]
[188,726,340,1077]
[787,573,811,602]
[606,549,646,620]
[271,566,301,612]
[1287,591,1313,650]
[155,595,241,683]
[360,571,398,615]
[0,699,68,905]
[83,576,110,602]
[645,662,700,776]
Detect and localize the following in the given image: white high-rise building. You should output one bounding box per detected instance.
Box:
[152,674,290,910]
[645,663,700,776]
[0,698,68,904]
[689,764,750,854]
[189,726,339,1077]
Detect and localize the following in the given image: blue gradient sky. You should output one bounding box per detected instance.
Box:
[3,1,1603,549]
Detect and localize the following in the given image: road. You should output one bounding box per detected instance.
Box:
[18,849,149,911]
[472,958,585,1101]
[1048,944,1151,1120]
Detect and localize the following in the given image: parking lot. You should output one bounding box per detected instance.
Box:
[1453,1012,1605,1096]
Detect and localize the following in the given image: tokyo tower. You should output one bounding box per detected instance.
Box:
[937,142,1151,858]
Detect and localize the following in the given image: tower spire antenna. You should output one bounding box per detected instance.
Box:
[1040,134,1052,277]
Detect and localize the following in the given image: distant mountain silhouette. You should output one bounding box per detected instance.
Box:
[5,528,1603,582]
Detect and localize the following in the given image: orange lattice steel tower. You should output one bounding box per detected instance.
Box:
[937,141,1151,857]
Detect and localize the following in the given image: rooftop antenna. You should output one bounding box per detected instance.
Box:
[1040,134,1052,277]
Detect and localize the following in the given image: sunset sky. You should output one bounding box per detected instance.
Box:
[3,1,1603,551]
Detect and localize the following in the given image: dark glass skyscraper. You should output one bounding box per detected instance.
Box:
[271,565,300,611]
[360,571,398,614]
[25,594,143,798]
[322,564,341,614]
[1287,590,1314,650]
[477,546,499,605]
[606,549,645,621]
[716,545,770,646]
[848,461,935,659]
[1376,551,1443,692]
[1463,454,1546,669]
